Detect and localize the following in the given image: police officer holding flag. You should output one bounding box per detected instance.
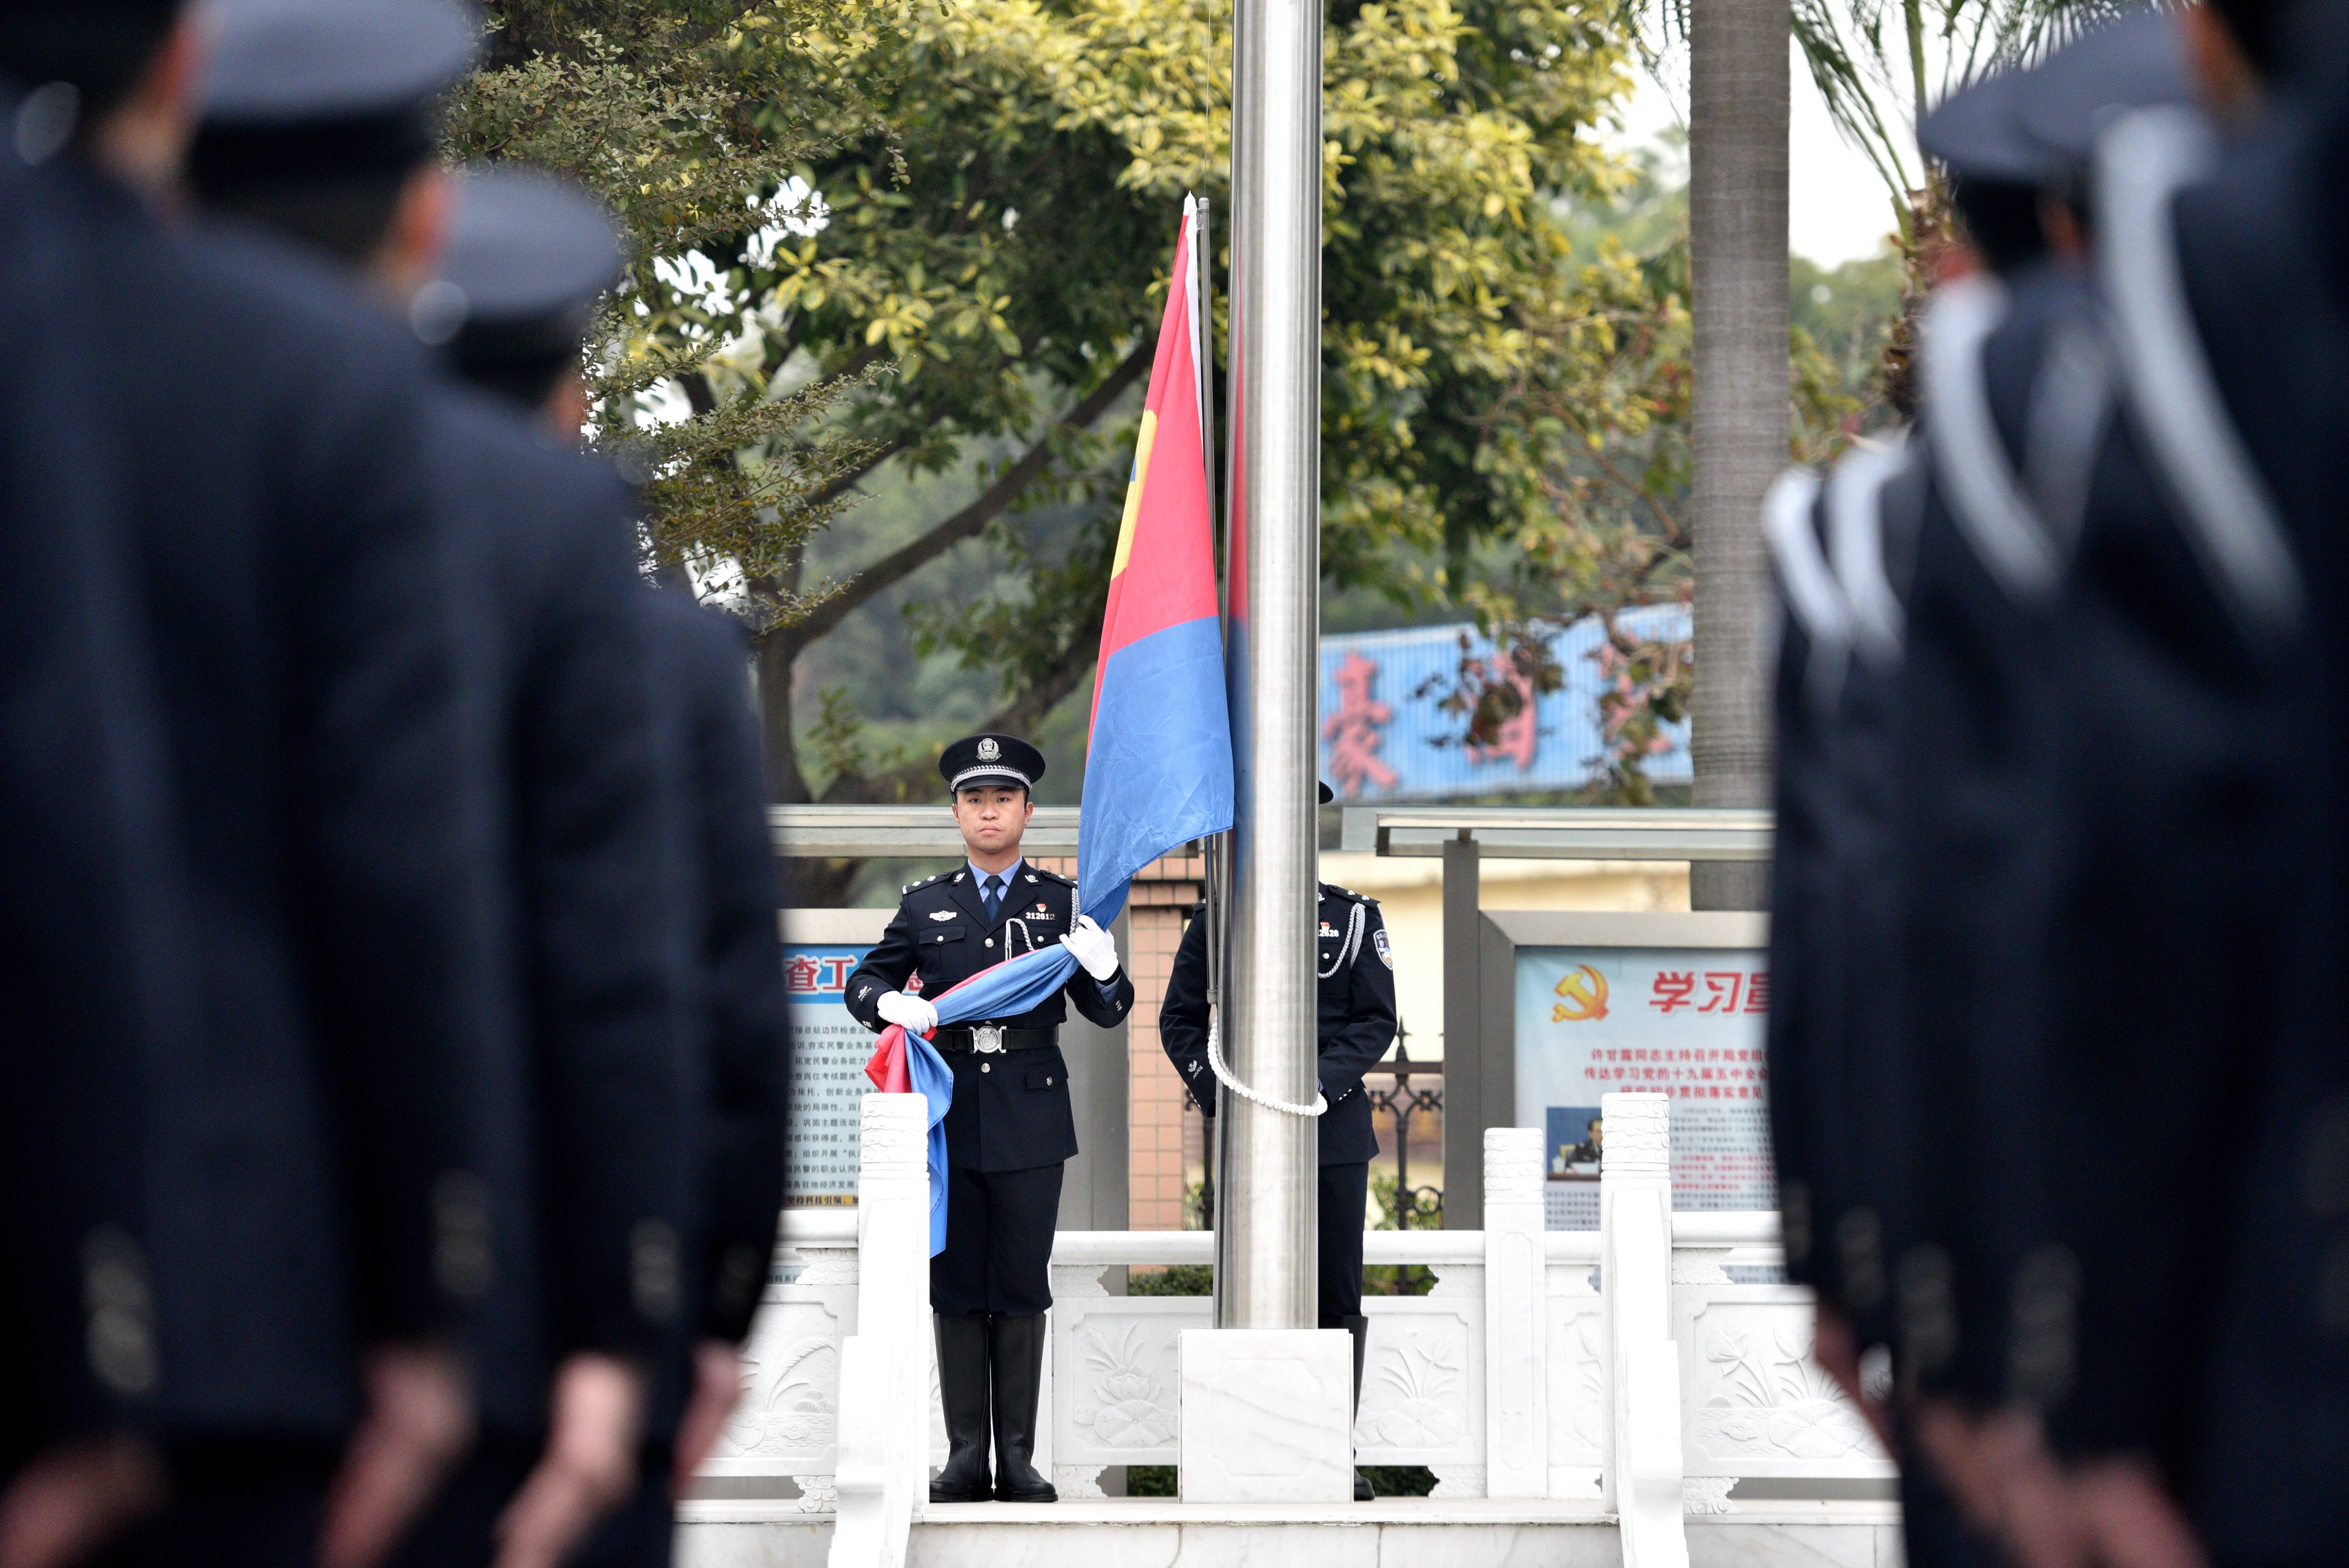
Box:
[843,733,1135,1505]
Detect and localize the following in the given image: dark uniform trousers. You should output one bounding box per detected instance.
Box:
[1160,886,1399,1327]
[845,862,1134,1319]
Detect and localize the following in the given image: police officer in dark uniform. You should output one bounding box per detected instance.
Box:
[1159,780,1398,1502]
[0,64,203,1543]
[0,0,515,1559]
[843,734,1134,1504]
[188,6,700,1562]
[427,164,794,1567]
[1766,37,2193,1564]
[2032,6,2349,1557]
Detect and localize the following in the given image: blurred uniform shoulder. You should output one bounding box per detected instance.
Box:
[900,870,953,898]
[1022,864,1075,890]
[1321,883,1378,909]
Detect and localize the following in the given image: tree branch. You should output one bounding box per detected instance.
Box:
[821,600,1107,804]
[770,340,1151,655]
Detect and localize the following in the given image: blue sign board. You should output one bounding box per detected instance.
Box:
[1316,607,1691,802]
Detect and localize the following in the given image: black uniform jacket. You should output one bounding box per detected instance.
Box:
[1766,442,1923,1342]
[1159,885,1397,1166]
[642,590,787,1349]
[73,168,503,1438]
[1893,264,2087,1409]
[0,143,205,1454]
[2162,108,2349,1560]
[1764,469,1854,1306]
[429,388,694,1431]
[846,863,1133,1171]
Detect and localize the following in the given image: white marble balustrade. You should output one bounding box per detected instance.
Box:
[705,1090,1889,1563]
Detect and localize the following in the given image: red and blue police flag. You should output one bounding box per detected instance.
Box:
[868,198,1233,1251]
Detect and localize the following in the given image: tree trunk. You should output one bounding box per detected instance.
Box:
[1687,0,1789,911]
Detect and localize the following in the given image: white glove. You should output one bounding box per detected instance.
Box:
[877,990,937,1034]
[1059,915,1120,982]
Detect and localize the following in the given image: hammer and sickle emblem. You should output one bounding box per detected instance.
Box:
[1552,964,1609,1023]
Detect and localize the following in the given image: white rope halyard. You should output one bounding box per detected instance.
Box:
[1200,898,1355,1119]
[1204,1012,1326,1118]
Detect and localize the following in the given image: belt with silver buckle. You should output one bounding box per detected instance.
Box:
[933,1025,1056,1055]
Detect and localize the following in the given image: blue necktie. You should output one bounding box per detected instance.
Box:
[982,874,1003,924]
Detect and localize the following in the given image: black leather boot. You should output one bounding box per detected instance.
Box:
[987,1313,1057,1502]
[1344,1315,1374,1501]
[930,1314,993,1503]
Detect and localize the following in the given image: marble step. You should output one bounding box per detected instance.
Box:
[676,1498,1903,1568]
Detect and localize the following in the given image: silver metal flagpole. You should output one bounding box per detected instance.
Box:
[1215,0,1322,1332]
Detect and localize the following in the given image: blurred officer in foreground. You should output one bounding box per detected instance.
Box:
[844,736,1134,1504]
[1763,5,2345,1565]
[433,166,790,1566]
[2126,10,2349,1561]
[1924,3,2349,1563]
[189,3,697,1563]
[1767,18,2208,1566]
[0,73,203,1568]
[0,1,519,1563]
[1160,780,1397,1502]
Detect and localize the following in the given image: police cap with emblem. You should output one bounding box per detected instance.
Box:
[940,733,1046,795]
[188,0,479,260]
[439,166,626,407]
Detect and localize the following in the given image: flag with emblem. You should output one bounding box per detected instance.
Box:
[867,200,1232,1246]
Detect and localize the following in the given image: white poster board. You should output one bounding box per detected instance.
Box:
[1510,914,1772,1228]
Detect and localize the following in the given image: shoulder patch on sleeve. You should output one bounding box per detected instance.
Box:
[1372,926,1393,969]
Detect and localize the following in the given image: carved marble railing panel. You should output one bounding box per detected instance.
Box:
[1673,1285,1893,1481]
[701,1216,859,1506]
[1048,1294,1204,1469]
[1355,1295,1482,1468]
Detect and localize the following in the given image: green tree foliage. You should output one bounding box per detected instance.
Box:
[456,0,1728,851]
[1423,152,1863,802]
[446,1,900,626]
[749,0,1656,836]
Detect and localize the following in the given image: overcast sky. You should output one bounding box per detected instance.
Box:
[1608,39,1920,267]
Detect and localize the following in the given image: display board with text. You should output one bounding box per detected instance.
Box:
[784,944,875,1207]
[1515,944,1772,1228]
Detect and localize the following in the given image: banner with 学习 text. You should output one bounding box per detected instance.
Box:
[1515,944,1773,1229]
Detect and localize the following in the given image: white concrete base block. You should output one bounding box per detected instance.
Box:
[1176,1329,1354,1503]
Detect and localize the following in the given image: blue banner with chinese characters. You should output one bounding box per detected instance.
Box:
[1317,606,1691,802]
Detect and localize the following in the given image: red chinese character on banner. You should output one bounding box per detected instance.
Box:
[1698,971,1742,1013]
[1465,657,1538,771]
[1321,651,1401,797]
[1744,971,1770,1013]
[785,955,823,993]
[1651,971,1697,1012]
